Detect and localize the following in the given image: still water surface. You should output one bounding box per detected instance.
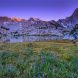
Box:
[0,35,62,43]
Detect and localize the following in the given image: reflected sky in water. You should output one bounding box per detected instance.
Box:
[0,35,63,43]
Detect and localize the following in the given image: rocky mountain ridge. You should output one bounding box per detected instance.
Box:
[0,8,78,40]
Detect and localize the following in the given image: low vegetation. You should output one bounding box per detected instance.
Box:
[0,40,78,78]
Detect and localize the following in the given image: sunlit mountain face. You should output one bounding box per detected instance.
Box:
[11,17,26,22]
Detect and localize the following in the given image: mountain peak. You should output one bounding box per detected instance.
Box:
[71,8,78,19]
[28,17,40,22]
[11,17,26,22]
[74,8,78,12]
[0,16,11,22]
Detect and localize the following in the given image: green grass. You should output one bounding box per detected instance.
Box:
[0,41,78,78]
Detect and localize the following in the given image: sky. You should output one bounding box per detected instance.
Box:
[0,0,78,21]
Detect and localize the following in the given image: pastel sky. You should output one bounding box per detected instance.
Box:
[0,0,78,21]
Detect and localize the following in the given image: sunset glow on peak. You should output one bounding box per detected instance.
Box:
[11,17,25,22]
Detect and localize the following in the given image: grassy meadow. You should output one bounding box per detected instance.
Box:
[0,40,78,78]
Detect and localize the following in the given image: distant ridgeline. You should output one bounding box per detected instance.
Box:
[0,8,78,40]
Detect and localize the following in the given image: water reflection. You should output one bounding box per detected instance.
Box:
[0,35,62,43]
[0,36,10,42]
